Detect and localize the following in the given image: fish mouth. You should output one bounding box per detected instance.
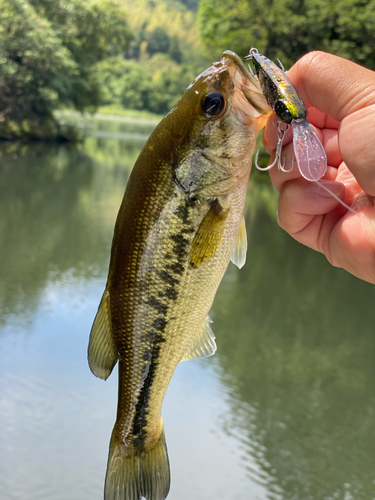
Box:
[221,50,272,117]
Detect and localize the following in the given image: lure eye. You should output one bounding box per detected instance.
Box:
[202,92,225,116]
[275,101,293,124]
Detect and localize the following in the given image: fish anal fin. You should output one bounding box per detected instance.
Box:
[181,316,216,362]
[231,214,247,269]
[190,200,229,269]
[88,290,118,380]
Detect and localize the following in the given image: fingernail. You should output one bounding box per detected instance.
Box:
[316,180,344,198]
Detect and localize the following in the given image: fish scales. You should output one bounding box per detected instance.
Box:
[113,191,241,446]
[88,50,272,500]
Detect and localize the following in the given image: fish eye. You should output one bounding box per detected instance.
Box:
[275,101,292,124]
[202,92,225,116]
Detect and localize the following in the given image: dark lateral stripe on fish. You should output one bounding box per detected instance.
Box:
[175,196,198,223]
[158,270,180,287]
[169,233,190,258]
[148,296,169,316]
[175,203,189,223]
[132,336,166,442]
[131,200,195,442]
[166,262,185,275]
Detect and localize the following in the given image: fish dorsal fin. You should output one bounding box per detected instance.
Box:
[181,316,216,361]
[190,199,229,269]
[231,215,247,269]
[88,290,118,380]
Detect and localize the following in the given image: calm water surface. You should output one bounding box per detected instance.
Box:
[1,116,375,500]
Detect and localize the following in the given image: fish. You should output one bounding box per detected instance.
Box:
[87,50,271,500]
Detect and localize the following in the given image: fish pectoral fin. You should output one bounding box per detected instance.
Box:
[189,199,229,269]
[231,215,247,269]
[181,316,217,361]
[88,290,118,380]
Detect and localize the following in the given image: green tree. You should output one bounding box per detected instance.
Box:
[97,53,199,114]
[0,0,132,140]
[145,27,171,56]
[198,0,375,70]
[0,0,75,139]
[97,58,150,110]
[144,27,183,63]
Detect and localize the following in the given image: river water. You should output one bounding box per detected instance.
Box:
[1,115,375,500]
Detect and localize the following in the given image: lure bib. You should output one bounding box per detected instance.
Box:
[292,119,327,181]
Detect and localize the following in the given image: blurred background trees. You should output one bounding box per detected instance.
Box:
[198,0,375,69]
[0,0,132,140]
[1,0,374,140]
[95,0,207,115]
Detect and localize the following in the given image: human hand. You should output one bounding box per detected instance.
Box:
[263,51,375,284]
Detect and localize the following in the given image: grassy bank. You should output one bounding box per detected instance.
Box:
[56,107,163,124]
[96,106,164,122]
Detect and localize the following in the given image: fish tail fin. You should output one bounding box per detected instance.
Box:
[104,425,170,500]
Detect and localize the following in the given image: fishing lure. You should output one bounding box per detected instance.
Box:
[245,48,327,180]
[245,48,354,212]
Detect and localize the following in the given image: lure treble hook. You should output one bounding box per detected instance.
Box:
[254,121,294,173]
[276,121,294,173]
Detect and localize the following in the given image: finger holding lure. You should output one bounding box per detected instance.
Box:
[245,48,355,213]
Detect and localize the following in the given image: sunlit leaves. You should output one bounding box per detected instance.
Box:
[0,0,132,139]
[198,0,375,70]
[96,54,198,114]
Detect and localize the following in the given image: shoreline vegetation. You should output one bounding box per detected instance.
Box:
[56,107,163,126]
[0,0,205,142]
[0,107,163,143]
[1,0,374,142]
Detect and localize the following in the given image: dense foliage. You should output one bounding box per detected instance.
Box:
[2,0,375,140]
[97,0,208,115]
[97,55,197,115]
[198,0,375,69]
[0,0,207,140]
[0,0,132,140]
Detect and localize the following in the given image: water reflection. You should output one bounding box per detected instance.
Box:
[214,184,375,499]
[0,140,133,327]
[1,124,375,500]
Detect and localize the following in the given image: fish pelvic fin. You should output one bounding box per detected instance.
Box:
[104,425,170,500]
[231,215,247,269]
[181,315,216,361]
[88,290,118,380]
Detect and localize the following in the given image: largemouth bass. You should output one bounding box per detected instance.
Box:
[88,50,271,500]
